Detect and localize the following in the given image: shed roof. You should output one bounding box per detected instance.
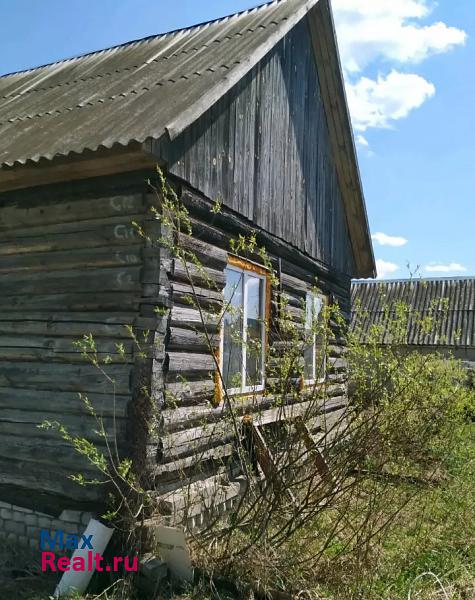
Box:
[351,278,475,348]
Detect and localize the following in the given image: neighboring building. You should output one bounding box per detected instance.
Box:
[351,277,475,365]
[0,0,375,542]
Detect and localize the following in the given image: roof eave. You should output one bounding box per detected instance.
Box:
[307,0,376,279]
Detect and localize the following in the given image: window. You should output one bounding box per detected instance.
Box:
[220,259,268,395]
[303,292,326,384]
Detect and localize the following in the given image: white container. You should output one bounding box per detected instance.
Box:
[54,518,114,597]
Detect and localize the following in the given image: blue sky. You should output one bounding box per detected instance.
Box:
[0,0,473,279]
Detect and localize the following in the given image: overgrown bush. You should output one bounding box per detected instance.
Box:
[39,171,474,600]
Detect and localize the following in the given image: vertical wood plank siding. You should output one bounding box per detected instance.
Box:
[0,174,162,511]
[158,18,355,277]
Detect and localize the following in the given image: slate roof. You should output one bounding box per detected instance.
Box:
[351,278,475,348]
[0,0,318,167]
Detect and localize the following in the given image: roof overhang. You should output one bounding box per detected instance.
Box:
[307,0,376,279]
[0,141,158,194]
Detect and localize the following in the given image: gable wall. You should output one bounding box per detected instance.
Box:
[158,17,356,277]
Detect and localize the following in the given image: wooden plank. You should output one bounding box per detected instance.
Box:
[0,245,143,274]
[0,361,131,394]
[168,327,219,353]
[167,351,216,375]
[0,193,146,232]
[0,291,141,312]
[0,387,129,417]
[1,266,142,296]
[0,146,157,194]
[0,216,143,256]
[294,416,331,478]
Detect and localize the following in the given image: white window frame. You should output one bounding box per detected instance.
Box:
[303,292,326,385]
[220,264,267,396]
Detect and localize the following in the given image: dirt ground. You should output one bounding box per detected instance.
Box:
[0,545,56,599]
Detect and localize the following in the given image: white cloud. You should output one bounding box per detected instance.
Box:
[355,134,369,147]
[376,259,400,279]
[372,232,408,247]
[333,0,467,74]
[332,1,466,135]
[346,70,435,131]
[425,262,467,273]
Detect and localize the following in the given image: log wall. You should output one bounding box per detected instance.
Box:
[150,184,351,502]
[0,172,163,514]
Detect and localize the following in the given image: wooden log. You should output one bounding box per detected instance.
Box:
[0,457,103,502]
[176,233,228,270]
[180,188,352,290]
[167,352,216,375]
[170,305,220,330]
[0,292,141,312]
[165,380,215,406]
[1,266,142,296]
[0,245,143,274]
[172,261,225,290]
[0,215,143,256]
[150,444,234,478]
[168,327,219,353]
[0,361,131,394]
[160,421,235,462]
[0,335,134,363]
[0,193,145,232]
[0,387,129,417]
[0,313,135,338]
[0,418,127,442]
[0,435,124,469]
[171,281,223,310]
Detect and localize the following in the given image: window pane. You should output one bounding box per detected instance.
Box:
[245,275,264,387]
[314,296,325,381]
[304,293,315,380]
[223,269,243,389]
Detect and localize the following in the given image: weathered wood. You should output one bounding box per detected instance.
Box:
[168,327,219,353]
[165,380,216,406]
[0,457,103,501]
[0,245,143,274]
[0,215,143,256]
[0,292,141,312]
[170,305,220,330]
[0,387,129,417]
[167,352,216,375]
[0,361,131,394]
[159,18,358,278]
[176,233,228,270]
[294,417,331,478]
[0,193,146,232]
[172,261,225,289]
[171,281,223,310]
[1,266,142,296]
[0,146,157,194]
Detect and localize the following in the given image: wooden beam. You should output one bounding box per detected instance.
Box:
[307,1,376,279]
[0,143,159,194]
[294,416,331,480]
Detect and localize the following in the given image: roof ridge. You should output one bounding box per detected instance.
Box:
[0,0,283,79]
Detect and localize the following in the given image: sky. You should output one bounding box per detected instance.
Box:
[0,0,473,280]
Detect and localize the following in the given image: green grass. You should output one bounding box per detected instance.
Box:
[6,424,474,600]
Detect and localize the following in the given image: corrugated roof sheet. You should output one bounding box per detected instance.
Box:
[351,278,475,348]
[0,0,318,167]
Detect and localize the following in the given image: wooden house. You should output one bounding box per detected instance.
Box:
[351,278,475,366]
[0,0,375,540]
